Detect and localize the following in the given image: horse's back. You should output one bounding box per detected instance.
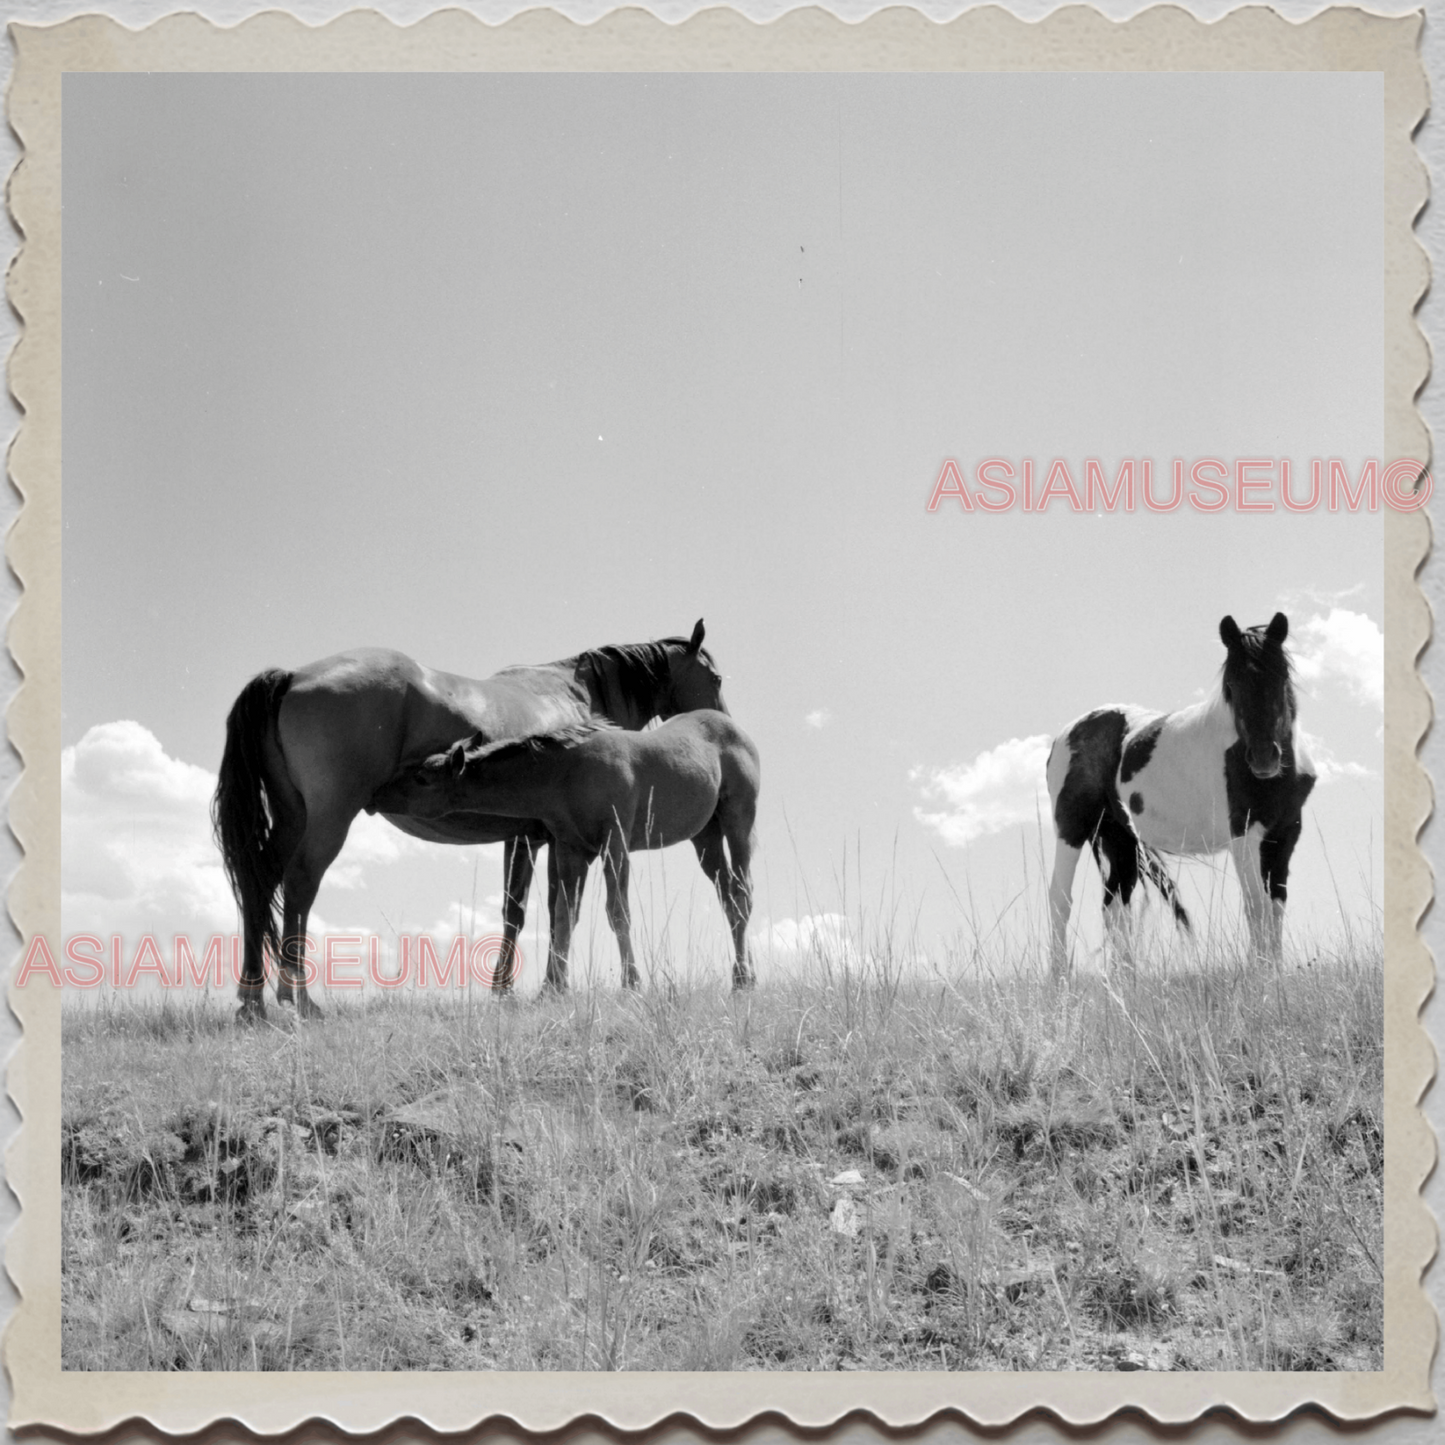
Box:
[655,708,757,753]
[290,649,578,727]
[277,648,586,807]
[288,647,425,694]
[599,710,758,846]
[656,710,760,785]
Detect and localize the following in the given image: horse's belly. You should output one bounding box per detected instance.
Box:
[1130,803,1232,856]
[1121,768,1232,854]
[381,812,517,846]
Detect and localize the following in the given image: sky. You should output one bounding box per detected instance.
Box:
[60,72,1386,993]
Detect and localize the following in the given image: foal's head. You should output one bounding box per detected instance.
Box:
[1219,612,1295,779]
[368,738,474,818]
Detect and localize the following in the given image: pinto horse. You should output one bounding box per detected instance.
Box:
[370,710,760,991]
[212,622,725,1019]
[1046,613,1316,975]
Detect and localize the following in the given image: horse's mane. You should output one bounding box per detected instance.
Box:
[567,637,718,719]
[492,634,717,723]
[579,637,713,689]
[463,718,620,767]
[1229,623,1295,681]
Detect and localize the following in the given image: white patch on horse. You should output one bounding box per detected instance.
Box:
[1121,692,1236,856]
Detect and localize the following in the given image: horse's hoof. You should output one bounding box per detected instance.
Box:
[277,989,323,1020]
[235,1001,266,1025]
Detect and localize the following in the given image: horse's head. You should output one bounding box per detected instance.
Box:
[1219,612,1294,779]
[662,618,729,718]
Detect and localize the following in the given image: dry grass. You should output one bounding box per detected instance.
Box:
[61,937,1383,1371]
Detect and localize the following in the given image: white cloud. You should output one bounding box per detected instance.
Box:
[804,709,833,730]
[425,898,506,942]
[61,720,426,945]
[62,721,235,947]
[1292,608,1383,709]
[912,734,1052,847]
[1297,727,1375,785]
[752,912,853,957]
[324,808,425,888]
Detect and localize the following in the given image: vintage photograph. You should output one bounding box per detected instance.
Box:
[46,66,1393,1378]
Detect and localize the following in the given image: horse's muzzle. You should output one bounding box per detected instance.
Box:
[1247,743,1284,780]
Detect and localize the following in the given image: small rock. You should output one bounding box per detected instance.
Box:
[943,1171,988,1201]
[831,1196,860,1237]
[830,1169,864,1187]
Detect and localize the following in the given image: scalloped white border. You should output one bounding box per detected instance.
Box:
[3,5,1433,1431]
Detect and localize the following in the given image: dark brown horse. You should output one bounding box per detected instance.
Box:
[371,710,759,991]
[212,622,726,1019]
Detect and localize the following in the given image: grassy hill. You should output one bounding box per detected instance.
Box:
[61,945,1383,1371]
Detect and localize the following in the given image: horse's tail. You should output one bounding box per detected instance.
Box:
[1138,840,1192,934]
[212,669,294,966]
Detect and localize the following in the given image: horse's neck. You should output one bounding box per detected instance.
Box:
[461,750,564,819]
[573,655,660,729]
[1173,689,1238,742]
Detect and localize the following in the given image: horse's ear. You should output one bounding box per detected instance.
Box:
[688,619,705,655]
[1266,611,1289,644]
[1219,616,1242,649]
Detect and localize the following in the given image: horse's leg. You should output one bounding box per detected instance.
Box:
[1095,821,1141,973]
[1100,892,1136,972]
[601,832,640,991]
[235,722,307,1022]
[691,814,732,928]
[497,833,538,993]
[236,800,304,1022]
[269,680,410,1017]
[1048,838,1083,978]
[1259,816,1304,963]
[722,813,756,990]
[543,841,567,991]
[276,809,355,1018]
[546,844,589,993]
[693,814,753,989]
[1229,826,1273,963]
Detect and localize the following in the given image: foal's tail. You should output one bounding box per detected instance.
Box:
[212,669,294,966]
[1139,840,1192,934]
